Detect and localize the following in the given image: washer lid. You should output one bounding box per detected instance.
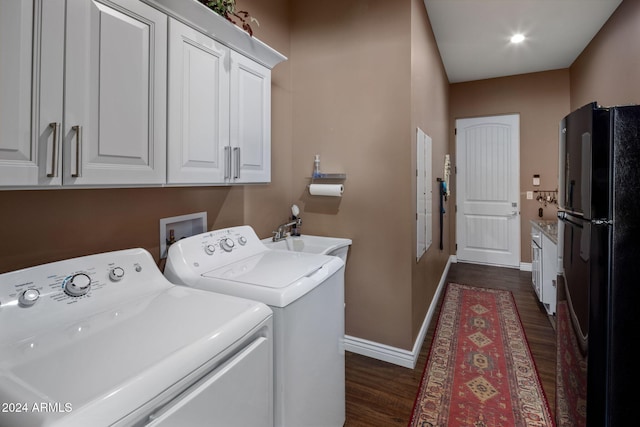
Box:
[202,250,332,288]
[0,286,271,427]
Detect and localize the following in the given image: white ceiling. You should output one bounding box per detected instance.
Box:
[423,0,623,83]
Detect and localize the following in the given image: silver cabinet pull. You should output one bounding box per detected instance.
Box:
[233,147,240,179]
[71,125,82,178]
[46,122,60,177]
[224,146,231,180]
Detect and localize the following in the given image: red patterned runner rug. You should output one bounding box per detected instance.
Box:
[555,301,586,426]
[409,283,554,427]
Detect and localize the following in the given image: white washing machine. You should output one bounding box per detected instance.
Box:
[0,248,273,427]
[164,226,345,427]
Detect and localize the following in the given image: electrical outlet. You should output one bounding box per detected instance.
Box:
[160,212,207,259]
[526,191,534,200]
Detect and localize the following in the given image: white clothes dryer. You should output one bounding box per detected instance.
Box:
[164,226,345,427]
[0,248,273,427]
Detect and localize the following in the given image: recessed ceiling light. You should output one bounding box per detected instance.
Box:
[510,34,525,44]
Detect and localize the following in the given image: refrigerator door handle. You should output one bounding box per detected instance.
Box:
[558,208,584,218]
[558,210,587,227]
[591,218,613,226]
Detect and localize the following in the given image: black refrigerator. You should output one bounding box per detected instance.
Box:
[557,102,640,426]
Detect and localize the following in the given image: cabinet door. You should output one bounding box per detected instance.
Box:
[541,234,558,315]
[0,0,64,187]
[64,0,167,186]
[532,242,542,301]
[229,51,271,183]
[0,0,41,186]
[167,18,230,184]
[36,0,66,186]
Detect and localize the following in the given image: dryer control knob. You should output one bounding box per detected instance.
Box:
[64,273,92,297]
[204,244,216,255]
[238,236,247,246]
[109,267,125,282]
[220,238,235,252]
[19,289,40,307]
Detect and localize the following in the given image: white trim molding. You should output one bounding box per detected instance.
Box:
[520,262,532,271]
[344,255,456,369]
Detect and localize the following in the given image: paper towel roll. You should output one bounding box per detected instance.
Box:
[309,184,344,197]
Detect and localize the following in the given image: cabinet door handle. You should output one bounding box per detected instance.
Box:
[71,125,82,178]
[224,146,231,179]
[233,147,240,179]
[46,122,60,177]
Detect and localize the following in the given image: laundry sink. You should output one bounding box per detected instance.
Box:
[261,235,352,263]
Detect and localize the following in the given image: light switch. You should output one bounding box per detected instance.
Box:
[533,174,540,186]
[526,191,533,200]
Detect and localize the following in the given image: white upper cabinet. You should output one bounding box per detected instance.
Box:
[230,51,271,183]
[64,0,167,186]
[167,18,230,184]
[0,0,35,185]
[168,19,272,184]
[1,0,284,189]
[0,0,167,188]
[0,0,64,186]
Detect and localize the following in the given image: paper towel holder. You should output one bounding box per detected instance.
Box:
[309,173,347,181]
[308,173,347,185]
[307,173,347,196]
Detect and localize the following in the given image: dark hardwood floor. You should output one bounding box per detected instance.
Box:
[344,262,557,426]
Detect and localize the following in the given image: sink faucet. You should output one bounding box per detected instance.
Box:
[272,218,302,242]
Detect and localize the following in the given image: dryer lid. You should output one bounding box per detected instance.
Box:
[202,250,333,288]
[0,287,270,427]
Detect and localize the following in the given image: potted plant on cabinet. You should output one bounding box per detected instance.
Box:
[197,0,258,36]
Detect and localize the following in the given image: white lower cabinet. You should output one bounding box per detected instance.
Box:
[168,18,271,185]
[531,231,542,301]
[531,224,557,316]
[541,233,557,315]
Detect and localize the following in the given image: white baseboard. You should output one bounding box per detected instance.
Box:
[520,262,532,271]
[343,336,416,368]
[344,255,456,369]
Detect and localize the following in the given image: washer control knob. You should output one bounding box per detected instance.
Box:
[238,236,247,246]
[109,267,125,282]
[64,273,92,297]
[19,289,40,307]
[220,238,235,252]
[204,244,216,255]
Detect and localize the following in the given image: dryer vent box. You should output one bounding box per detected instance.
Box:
[160,212,207,259]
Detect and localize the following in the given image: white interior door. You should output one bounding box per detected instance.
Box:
[456,114,520,267]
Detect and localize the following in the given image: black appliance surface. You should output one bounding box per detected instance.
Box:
[557,103,640,427]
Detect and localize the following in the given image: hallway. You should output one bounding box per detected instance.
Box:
[344,262,556,426]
